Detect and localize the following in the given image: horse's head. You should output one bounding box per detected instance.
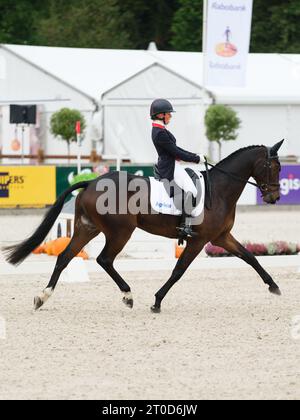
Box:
[253,140,284,204]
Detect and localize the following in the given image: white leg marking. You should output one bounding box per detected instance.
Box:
[38,287,53,304]
[123,292,133,301]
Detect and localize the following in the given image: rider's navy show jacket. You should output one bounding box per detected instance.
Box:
[152,124,200,181]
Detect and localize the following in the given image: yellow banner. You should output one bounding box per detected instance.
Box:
[0,166,56,208]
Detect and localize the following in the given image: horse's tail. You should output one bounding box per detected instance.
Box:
[3,181,91,266]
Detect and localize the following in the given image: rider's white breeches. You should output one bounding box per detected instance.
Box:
[174,162,198,197]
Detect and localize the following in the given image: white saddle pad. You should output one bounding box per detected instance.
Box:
[149,170,205,218]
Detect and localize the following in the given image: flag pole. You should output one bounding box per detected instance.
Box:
[202,0,209,158]
[76,121,81,174]
[202,0,208,89]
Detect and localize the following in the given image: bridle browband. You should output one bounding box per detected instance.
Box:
[204,147,280,194]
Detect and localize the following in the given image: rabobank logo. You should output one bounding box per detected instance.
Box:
[280,175,300,196]
[215,26,238,57]
[212,2,246,12]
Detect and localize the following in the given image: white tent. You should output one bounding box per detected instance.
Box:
[0,44,97,159]
[101,62,213,161]
[1,44,300,162]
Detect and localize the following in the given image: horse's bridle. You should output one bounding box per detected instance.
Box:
[256,147,281,195]
[205,147,281,196]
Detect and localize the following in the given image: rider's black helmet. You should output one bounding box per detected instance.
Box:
[150,99,175,119]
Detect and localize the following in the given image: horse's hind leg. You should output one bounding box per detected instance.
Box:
[213,232,281,295]
[96,228,134,308]
[34,221,99,310]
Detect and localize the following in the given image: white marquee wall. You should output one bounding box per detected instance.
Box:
[102,64,212,163]
[0,47,96,158]
[214,104,299,161]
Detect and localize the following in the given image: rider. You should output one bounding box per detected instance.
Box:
[150,98,206,242]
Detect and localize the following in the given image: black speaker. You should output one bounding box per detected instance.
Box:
[10,104,37,125]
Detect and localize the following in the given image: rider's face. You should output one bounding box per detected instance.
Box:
[164,113,172,125]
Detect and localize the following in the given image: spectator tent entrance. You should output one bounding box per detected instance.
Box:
[101,63,213,163]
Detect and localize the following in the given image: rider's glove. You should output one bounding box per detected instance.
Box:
[197,154,207,164]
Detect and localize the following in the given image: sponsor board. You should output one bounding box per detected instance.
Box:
[0,166,56,208]
[204,0,253,87]
[257,165,300,205]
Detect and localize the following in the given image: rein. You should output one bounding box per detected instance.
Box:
[203,148,280,208]
[206,161,261,188]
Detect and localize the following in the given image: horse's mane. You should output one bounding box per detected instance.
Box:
[215,145,265,168]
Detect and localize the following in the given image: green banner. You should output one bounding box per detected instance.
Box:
[56,166,91,198]
[109,165,154,177]
[56,165,154,199]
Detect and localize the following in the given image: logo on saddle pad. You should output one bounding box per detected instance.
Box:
[156,201,172,209]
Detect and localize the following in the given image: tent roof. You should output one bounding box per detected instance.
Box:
[2,44,300,104]
[102,62,214,101]
[1,44,155,101]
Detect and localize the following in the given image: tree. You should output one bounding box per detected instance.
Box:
[205,105,241,162]
[35,0,131,48]
[2,0,300,53]
[0,0,50,44]
[250,0,300,53]
[114,0,179,50]
[50,108,86,159]
[171,0,203,51]
[171,0,300,54]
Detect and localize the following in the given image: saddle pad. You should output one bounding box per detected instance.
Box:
[149,169,205,218]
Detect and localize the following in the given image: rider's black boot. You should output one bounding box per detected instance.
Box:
[176,192,198,245]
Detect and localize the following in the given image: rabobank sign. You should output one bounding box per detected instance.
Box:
[212,2,247,12]
[257,165,300,205]
[204,0,253,87]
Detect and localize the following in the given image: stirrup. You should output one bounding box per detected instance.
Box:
[177,228,185,246]
[176,225,198,244]
[178,236,185,246]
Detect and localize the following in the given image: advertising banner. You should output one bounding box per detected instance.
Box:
[257,165,300,205]
[0,166,56,208]
[204,0,253,87]
[56,165,154,199]
[56,166,92,198]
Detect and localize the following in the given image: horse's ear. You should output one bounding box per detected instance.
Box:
[270,139,284,156]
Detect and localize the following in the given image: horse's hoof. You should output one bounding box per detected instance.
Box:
[151,305,161,314]
[269,286,281,296]
[123,297,133,309]
[34,296,43,311]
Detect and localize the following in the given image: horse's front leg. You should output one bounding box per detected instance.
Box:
[213,233,281,295]
[151,239,205,313]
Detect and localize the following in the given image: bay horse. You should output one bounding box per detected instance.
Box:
[3,140,284,313]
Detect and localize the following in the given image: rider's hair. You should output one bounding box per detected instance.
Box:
[151,113,165,121]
